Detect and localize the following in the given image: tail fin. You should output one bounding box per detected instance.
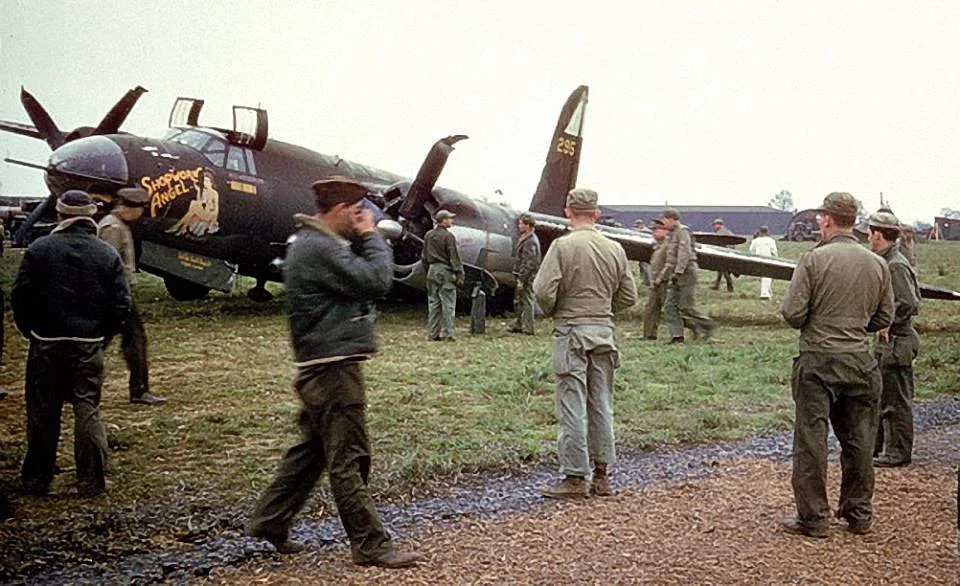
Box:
[528,85,588,216]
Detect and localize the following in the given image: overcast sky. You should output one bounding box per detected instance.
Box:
[2,1,958,225]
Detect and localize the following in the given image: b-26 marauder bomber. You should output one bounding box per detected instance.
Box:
[2,85,959,308]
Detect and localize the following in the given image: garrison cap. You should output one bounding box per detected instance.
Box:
[116,187,150,206]
[713,218,725,225]
[435,209,456,221]
[311,176,368,210]
[566,188,598,211]
[816,192,858,218]
[868,210,901,231]
[662,207,680,220]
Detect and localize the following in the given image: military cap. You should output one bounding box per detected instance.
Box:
[566,188,598,211]
[662,207,680,220]
[868,210,901,231]
[816,192,858,218]
[117,187,150,206]
[311,176,368,209]
[713,218,725,225]
[519,213,536,226]
[650,218,666,229]
[634,218,646,227]
[435,209,456,221]
[56,189,97,217]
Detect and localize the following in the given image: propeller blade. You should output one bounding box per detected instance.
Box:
[93,86,148,135]
[20,87,65,150]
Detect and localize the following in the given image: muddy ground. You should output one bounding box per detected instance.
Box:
[1,400,958,585]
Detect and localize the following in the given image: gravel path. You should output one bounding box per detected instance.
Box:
[4,399,959,584]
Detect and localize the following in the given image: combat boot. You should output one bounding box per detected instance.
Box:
[541,475,589,499]
[591,462,613,497]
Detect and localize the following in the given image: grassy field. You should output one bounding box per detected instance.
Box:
[1,240,959,508]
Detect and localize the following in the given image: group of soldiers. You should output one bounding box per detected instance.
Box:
[1,179,941,564]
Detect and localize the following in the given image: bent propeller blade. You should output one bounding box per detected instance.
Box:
[93,85,148,135]
[20,87,65,150]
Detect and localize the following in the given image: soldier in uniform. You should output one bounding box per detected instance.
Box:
[657,208,715,343]
[779,192,894,538]
[422,209,464,341]
[509,213,541,335]
[709,218,735,292]
[13,190,131,498]
[634,219,653,286]
[642,219,669,340]
[898,224,917,268]
[867,210,921,468]
[533,188,637,498]
[248,178,422,567]
[98,187,166,405]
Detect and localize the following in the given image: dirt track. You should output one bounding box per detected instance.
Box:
[217,426,960,585]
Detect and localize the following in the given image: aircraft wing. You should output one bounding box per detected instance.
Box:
[530,213,958,300]
[0,119,43,140]
[691,232,748,247]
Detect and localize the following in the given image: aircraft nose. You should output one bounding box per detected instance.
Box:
[47,135,129,185]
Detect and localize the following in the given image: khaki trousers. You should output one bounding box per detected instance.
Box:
[426,264,457,339]
[552,324,619,477]
[791,351,880,529]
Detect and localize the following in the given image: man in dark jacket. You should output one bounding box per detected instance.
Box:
[509,213,541,335]
[12,190,131,498]
[422,209,463,341]
[248,177,422,568]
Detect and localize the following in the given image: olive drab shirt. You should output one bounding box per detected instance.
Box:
[649,236,669,282]
[659,223,697,282]
[513,231,542,285]
[878,243,921,331]
[779,232,894,353]
[421,225,464,277]
[532,224,637,326]
[98,212,137,284]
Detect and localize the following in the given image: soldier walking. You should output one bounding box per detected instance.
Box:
[422,210,464,341]
[98,187,166,405]
[657,208,714,343]
[248,178,422,567]
[534,188,637,498]
[867,210,921,468]
[779,192,893,538]
[642,219,669,340]
[749,226,779,299]
[509,213,542,335]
